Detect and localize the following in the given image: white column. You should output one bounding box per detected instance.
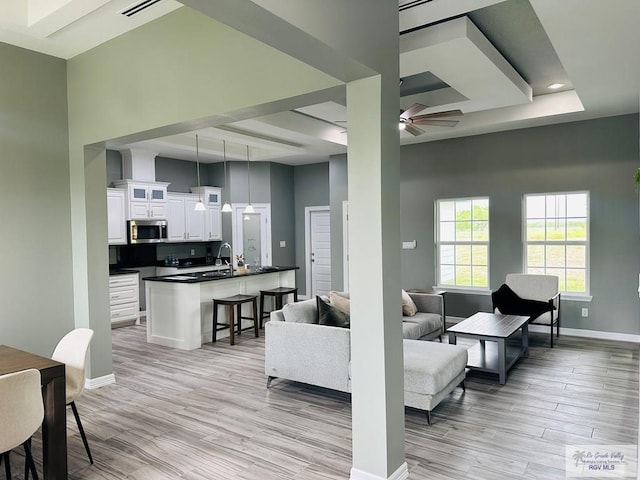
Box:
[347,72,406,479]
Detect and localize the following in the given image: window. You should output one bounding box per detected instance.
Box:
[524,192,589,294]
[437,198,489,288]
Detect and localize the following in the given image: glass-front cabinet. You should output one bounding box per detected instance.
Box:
[114,180,170,220]
[191,187,222,240]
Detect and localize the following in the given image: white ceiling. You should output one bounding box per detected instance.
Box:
[1,0,638,165]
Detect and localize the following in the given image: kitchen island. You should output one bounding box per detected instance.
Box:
[144,267,297,350]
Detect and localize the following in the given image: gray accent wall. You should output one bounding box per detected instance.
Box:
[270,163,296,266]
[293,162,330,295]
[400,114,640,335]
[0,43,73,356]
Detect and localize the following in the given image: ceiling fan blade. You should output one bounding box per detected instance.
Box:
[412,119,459,127]
[400,103,427,120]
[404,123,424,136]
[411,109,463,121]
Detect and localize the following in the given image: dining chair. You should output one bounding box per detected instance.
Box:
[51,328,95,464]
[0,369,44,480]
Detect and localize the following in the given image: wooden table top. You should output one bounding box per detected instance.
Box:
[0,345,65,383]
[447,312,529,338]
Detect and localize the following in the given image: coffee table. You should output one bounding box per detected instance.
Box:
[447,312,529,384]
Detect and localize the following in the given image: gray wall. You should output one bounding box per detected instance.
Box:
[293,162,330,295]
[400,114,640,334]
[270,163,296,266]
[330,154,348,290]
[0,43,74,355]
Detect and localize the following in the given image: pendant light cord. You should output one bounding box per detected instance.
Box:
[223,140,227,191]
[196,134,201,189]
[246,145,251,206]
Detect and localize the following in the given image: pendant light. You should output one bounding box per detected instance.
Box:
[194,134,206,211]
[244,145,255,214]
[221,140,232,213]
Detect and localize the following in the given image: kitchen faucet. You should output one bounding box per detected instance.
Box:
[216,242,233,274]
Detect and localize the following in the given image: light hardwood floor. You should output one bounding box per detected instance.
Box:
[18,324,640,479]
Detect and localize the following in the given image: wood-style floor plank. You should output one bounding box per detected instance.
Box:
[8,324,638,479]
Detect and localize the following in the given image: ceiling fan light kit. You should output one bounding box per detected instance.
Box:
[399,103,463,136]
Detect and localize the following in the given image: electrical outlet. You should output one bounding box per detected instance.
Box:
[190,249,195,256]
[581,308,589,317]
[280,240,286,248]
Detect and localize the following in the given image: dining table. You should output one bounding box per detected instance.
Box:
[0,345,67,480]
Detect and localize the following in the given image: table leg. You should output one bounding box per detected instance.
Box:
[448,332,457,345]
[522,323,529,358]
[42,375,67,479]
[498,338,507,385]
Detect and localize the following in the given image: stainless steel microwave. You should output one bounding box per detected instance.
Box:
[127,220,168,244]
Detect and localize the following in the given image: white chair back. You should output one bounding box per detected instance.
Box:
[0,369,44,453]
[52,328,94,404]
[505,273,558,302]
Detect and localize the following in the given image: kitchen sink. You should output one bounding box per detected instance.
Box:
[200,271,230,278]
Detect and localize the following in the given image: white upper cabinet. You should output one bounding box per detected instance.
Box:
[167,193,205,242]
[114,180,169,220]
[191,187,223,241]
[107,188,127,245]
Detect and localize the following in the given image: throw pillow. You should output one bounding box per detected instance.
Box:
[282,299,319,324]
[316,296,350,328]
[401,289,418,317]
[329,291,351,315]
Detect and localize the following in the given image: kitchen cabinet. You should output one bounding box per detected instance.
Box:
[109,272,139,326]
[114,180,169,220]
[107,188,127,245]
[191,187,223,241]
[167,193,205,242]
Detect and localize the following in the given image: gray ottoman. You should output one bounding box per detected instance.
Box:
[403,339,467,424]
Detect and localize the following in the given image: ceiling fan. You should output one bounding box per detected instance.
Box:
[399,103,463,136]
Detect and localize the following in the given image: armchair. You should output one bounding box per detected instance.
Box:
[494,273,560,347]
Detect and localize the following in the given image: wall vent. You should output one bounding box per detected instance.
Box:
[120,0,163,17]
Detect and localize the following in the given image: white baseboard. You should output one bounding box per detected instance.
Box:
[447,316,640,344]
[84,373,116,390]
[541,326,640,344]
[350,462,409,480]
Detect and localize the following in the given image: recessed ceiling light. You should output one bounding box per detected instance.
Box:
[547,83,565,90]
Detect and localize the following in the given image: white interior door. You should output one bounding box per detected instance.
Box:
[306,207,331,297]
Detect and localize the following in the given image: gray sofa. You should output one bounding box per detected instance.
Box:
[265,294,467,422]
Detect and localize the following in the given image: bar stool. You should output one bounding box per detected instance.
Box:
[212,294,258,345]
[259,287,298,328]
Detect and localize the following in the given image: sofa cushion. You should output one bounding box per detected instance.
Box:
[329,291,351,315]
[317,296,350,328]
[403,340,468,395]
[403,312,442,338]
[401,289,418,317]
[402,322,422,340]
[282,298,318,324]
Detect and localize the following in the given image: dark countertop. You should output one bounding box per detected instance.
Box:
[143,266,298,283]
[109,268,140,276]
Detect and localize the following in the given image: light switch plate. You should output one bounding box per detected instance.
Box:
[280,240,286,248]
[402,240,417,249]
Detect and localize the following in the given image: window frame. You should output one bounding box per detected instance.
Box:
[522,190,590,296]
[435,196,490,291]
